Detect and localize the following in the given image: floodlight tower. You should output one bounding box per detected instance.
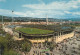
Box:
[46,14,48,25]
[2,15,3,29]
[12,10,14,25]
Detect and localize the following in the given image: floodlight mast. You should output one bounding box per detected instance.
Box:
[2,15,3,28]
[12,10,14,25]
[46,14,48,25]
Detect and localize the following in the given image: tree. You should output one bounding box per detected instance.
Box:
[0,36,8,55]
[3,49,20,55]
[21,42,31,55]
[7,38,32,55]
[0,36,8,48]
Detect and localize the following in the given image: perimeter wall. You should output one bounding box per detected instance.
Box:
[30,32,74,43]
[55,32,74,43]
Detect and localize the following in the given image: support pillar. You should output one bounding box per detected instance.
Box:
[21,33,22,38]
[54,36,56,42]
[55,33,57,43]
[60,32,61,36]
[58,32,60,38]
[37,39,38,47]
[41,38,42,48]
[47,36,48,42]
[61,32,62,35]
[56,32,58,39]
[19,33,21,38]
[60,32,61,38]
[56,33,58,43]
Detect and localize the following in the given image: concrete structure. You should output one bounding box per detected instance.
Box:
[55,32,74,43]
[3,25,75,46]
[28,31,74,43]
[13,29,74,44]
[46,15,49,25]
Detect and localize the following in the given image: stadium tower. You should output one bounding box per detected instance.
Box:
[12,10,14,25]
[46,14,49,25]
[2,15,4,28]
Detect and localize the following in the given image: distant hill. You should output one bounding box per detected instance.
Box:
[1,15,80,22]
[0,15,69,22]
[65,18,80,21]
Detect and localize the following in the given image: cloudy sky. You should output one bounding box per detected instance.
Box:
[0,0,80,18]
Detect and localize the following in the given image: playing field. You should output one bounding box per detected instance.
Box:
[16,28,53,34]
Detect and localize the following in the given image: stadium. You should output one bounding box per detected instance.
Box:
[11,24,74,44]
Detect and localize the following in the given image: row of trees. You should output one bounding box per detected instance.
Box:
[0,27,32,55]
[0,34,19,55]
[0,33,32,55]
[9,38,32,55]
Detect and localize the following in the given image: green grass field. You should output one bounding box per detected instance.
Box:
[16,28,53,34]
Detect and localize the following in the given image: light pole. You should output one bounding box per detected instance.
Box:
[46,14,48,25]
[12,10,14,25]
[2,15,3,29]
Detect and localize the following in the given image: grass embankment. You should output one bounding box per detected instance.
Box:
[16,28,53,34]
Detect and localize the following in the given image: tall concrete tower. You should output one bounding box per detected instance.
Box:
[46,14,48,25]
[2,15,4,28]
[2,16,3,25]
[12,10,14,25]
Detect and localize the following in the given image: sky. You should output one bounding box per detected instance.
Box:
[0,0,80,19]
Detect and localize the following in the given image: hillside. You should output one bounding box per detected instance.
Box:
[1,15,80,22]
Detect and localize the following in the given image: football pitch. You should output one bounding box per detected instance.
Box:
[16,27,53,34]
